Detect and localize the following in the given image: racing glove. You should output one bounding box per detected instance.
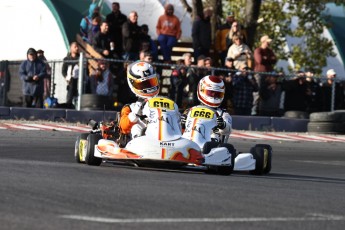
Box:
[181,114,187,129]
[132,101,144,116]
[216,116,226,129]
[128,101,144,123]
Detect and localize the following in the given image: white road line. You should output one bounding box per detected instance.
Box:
[60,214,345,223]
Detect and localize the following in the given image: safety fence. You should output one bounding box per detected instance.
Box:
[0,57,344,116]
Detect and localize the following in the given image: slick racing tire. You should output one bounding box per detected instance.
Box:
[307,121,345,134]
[202,141,219,155]
[74,133,89,163]
[249,144,272,175]
[85,133,102,166]
[284,111,309,119]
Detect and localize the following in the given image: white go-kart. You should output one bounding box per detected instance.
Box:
[182,105,272,175]
[75,97,272,175]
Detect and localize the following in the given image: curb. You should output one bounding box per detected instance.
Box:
[0,106,308,132]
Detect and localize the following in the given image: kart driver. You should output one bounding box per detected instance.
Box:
[181,75,233,145]
[117,60,161,147]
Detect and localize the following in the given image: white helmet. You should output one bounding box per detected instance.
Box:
[197,75,225,108]
[127,61,160,98]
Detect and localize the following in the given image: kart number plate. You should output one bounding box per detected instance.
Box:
[148,97,175,110]
[190,108,215,119]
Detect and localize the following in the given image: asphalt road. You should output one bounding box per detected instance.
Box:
[0,129,345,230]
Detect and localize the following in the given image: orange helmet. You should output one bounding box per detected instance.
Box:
[127,61,159,99]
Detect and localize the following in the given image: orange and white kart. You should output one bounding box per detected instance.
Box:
[182,105,272,175]
[75,97,235,175]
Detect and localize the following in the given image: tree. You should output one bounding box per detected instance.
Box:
[180,0,337,74]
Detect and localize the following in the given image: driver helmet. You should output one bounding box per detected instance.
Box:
[197,75,225,108]
[127,61,160,99]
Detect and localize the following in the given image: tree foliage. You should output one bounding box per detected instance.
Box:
[182,0,338,74]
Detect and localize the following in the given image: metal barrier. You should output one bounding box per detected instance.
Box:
[2,57,344,114]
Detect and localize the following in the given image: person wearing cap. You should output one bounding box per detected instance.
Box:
[252,35,277,115]
[19,48,47,108]
[254,35,277,74]
[320,69,345,111]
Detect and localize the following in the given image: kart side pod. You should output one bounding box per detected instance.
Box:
[203,147,232,166]
[234,153,256,171]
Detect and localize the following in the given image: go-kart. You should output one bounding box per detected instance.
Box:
[74,97,235,175]
[182,105,272,175]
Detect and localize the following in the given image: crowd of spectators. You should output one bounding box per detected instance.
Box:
[17,0,345,116]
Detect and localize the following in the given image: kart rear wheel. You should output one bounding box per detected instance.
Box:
[202,141,219,155]
[85,133,102,166]
[249,144,272,175]
[74,133,89,163]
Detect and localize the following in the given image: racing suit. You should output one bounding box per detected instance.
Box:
[181,105,232,146]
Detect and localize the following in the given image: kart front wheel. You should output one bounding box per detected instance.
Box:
[85,134,102,166]
[74,133,89,163]
[249,144,272,175]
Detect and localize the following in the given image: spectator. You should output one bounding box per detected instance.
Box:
[282,71,309,112]
[320,69,345,111]
[122,11,142,61]
[226,21,247,50]
[37,49,51,99]
[84,13,101,44]
[215,13,235,66]
[61,42,80,108]
[227,35,252,69]
[219,57,236,114]
[89,60,114,98]
[170,59,188,108]
[156,4,181,63]
[80,0,101,42]
[19,48,47,108]
[305,71,322,113]
[253,35,277,115]
[139,51,153,63]
[192,7,213,62]
[257,74,283,117]
[254,35,277,74]
[106,2,127,58]
[188,55,207,106]
[232,64,258,115]
[139,24,158,62]
[92,21,120,75]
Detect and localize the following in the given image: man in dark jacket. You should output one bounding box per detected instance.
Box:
[192,8,213,63]
[122,11,142,61]
[19,48,47,108]
[106,2,127,58]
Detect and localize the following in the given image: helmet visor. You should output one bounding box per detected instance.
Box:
[204,89,224,99]
[130,77,159,90]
